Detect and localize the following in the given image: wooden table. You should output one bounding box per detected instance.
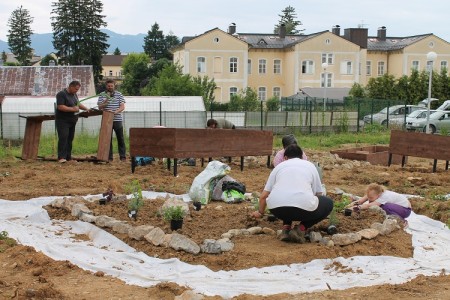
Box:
[20,110,114,161]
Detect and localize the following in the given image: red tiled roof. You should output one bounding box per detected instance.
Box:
[0,66,95,97]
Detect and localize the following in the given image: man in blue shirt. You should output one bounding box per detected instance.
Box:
[97,79,126,161]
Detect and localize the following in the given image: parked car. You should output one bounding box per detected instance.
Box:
[363,105,423,125]
[406,110,450,133]
[393,109,437,127]
[437,100,450,111]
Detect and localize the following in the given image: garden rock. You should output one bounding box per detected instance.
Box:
[332,233,362,246]
[240,229,250,235]
[380,218,399,235]
[112,222,133,235]
[162,234,172,247]
[79,213,97,223]
[319,237,334,247]
[247,226,262,235]
[221,233,233,239]
[169,233,200,254]
[200,239,222,254]
[262,227,276,235]
[95,215,118,228]
[227,229,242,237]
[217,238,234,252]
[144,227,166,246]
[129,225,155,241]
[71,203,91,217]
[50,197,65,208]
[358,228,379,240]
[371,222,384,232]
[309,231,322,243]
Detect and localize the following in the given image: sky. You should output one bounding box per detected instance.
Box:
[1,0,449,42]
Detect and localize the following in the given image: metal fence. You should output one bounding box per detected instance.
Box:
[0,98,414,140]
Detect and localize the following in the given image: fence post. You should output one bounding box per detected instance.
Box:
[260,101,263,130]
[357,99,361,133]
[159,101,162,126]
[0,95,4,139]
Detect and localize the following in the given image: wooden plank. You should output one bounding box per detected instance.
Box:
[21,119,43,160]
[130,128,273,158]
[389,130,450,161]
[96,111,114,161]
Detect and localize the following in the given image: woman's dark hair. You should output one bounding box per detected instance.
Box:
[206,119,218,127]
[284,144,303,159]
[282,134,297,148]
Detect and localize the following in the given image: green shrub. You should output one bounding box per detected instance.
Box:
[161,206,186,221]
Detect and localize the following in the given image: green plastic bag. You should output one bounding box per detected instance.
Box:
[222,189,245,203]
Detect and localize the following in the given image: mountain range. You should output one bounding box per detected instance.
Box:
[0,29,148,56]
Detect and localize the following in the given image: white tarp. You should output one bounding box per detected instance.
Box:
[0,192,449,298]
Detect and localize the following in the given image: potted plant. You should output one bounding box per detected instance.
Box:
[125,180,144,220]
[162,206,186,231]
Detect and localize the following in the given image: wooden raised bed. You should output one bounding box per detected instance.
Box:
[330,145,405,166]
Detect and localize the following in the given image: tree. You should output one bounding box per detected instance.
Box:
[349,82,366,99]
[265,97,281,111]
[228,87,259,111]
[1,51,7,63]
[192,75,216,109]
[113,47,121,55]
[143,23,180,61]
[143,23,166,61]
[40,54,58,66]
[51,0,109,83]
[274,6,304,35]
[141,64,201,96]
[7,6,34,65]
[120,53,151,95]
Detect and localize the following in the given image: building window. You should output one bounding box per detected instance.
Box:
[366,61,371,76]
[340,61,353,75]
[229,87,238,98]
[248,59,252,74]
[229,57,238,73]
[258,59,266,74]
[273,87,281,99]
[321,73,332,88]
[377,61,385,76]
[302,60,314,74]
[197,57,206,73]
[109,70,113,76]
[441,61,448,72]
[273,59,281,74]
[412,60,419,71]
[321,53,333,64]
[258,87,266,101]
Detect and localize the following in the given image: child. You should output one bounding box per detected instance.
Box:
[353,183,412,227]
[273,134,308,167]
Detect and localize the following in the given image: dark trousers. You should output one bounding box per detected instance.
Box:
[56,120,77,160]
[270,195,334,229]
[110,121,126,160]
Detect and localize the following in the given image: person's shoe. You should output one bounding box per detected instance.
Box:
[278,225,292,242]
[279,229,291,242]
[289,225,306,243]
[67,159,78,164]
[120,157,126,162]
[58,158,67,163]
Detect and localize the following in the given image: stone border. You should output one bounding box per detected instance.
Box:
[50,196,402,254]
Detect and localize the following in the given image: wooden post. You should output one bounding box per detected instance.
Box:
[96,111,115,161]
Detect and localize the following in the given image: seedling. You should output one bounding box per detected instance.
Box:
[161,206,186,221]
[125,180,144,219]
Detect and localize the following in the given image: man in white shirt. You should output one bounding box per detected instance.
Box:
[252,144,333,243]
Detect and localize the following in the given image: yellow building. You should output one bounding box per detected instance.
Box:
[101,55,126,82]
[173,24,450,103]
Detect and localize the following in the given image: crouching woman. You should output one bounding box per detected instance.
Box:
[251,144,333,243]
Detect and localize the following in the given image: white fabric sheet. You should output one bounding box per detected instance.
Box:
[0,192,449,298]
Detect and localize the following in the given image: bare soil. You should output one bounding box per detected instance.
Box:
[1,148,449,299]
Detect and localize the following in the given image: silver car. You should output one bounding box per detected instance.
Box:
[363,105,423,125]
[407,110,450,133]
[402,109,437,129]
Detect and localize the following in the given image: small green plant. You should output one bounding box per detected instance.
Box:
[334,194,352,213]
[250,193,269,214]
[0,231,17,252]
[125,180,144,211]
[328,209,339,226]
[161,206,186,221]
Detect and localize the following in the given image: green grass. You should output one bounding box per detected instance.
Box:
[274,131,391,150]
[2,130,390,160]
